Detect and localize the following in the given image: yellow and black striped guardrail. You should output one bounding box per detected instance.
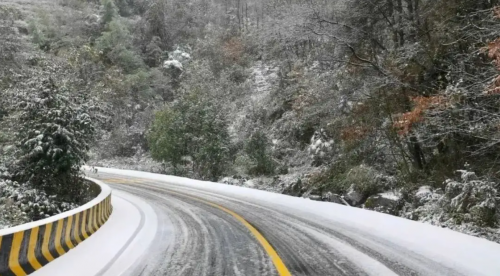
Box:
[0,178,112,276]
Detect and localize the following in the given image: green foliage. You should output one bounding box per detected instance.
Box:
[309,157,398,200]
[96,19,144,73]
[28,19,49,50]
[26,9,62,52]
[115,48,145,73]
[101,0,119,26]
[245,130,276,176]
[344,165,384,199]
[125,70,154,99]
[442,171,498,227]
[143,0,169,48]
[11,77,96,200]
[144,36,164,67]
[148,92,232,181]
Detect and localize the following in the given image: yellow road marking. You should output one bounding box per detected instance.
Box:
[106,197,111,218]
[100,178,137,184]
[74,213,82,244]
[28,227,42,270]
[10,232,26,276]
[99,203,104,226]
[101,202,105,224]
[81,210,89,239]
[105,197,110,219]
[87,208,94,234]
[54,220,66,256]
[101,177,291,275]
[93,205,98,231]
[167,190,291,276]
[41,223,54,261]
[65,216,74,249]
[96,204,101,227]
[102,200,107,221]
[100,202,105,225]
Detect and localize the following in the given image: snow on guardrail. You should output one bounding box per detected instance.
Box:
[0,178,112,276]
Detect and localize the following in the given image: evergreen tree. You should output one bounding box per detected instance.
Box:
[12,77,96,199]
[245,130,276,176]
[148,92,231,181]
[101,0,118,27]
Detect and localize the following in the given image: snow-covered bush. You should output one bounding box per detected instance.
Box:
[148,91,232,181]
[169,47,191,62]
[10,76,96,201]
[96,18,144,74]
[0,179,80,225]
[344,165,393,204]
[403,170,498,228]
[163,47,191,71]
[244,130,276,176]
[308,129,334,166]
[364,191,403,215]
[441,170,497,227]
[100,0,118,26]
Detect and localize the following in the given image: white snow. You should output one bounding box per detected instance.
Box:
[379,192,401,201]
[345,185,363,205]
[0,177,111,236]
[33,188,159,276]
[168,48,191,64]
[163,60,183,70]
[93,167,500,276]
[297,224,399,276]
[244,179,255,188]
[416,186,432,198]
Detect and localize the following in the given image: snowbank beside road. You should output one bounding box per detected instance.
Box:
[33,190,158,276]
[94,167,500,276]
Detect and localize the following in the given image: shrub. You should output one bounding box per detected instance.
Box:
[28,19,50,50]
[227,64,247,84]
[345,165,387,199]
[101,0,119,26]
[10,77,96,201]
[96,19,144,73]
[403,170,499,228]
[0,179,83,223]
[309,162,395,203]
[441,170,498,227]
[148,92,232,180]
[144,36,164,67]
[244,130,276,176]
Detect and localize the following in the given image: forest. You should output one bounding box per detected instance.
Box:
[1,0,500,241]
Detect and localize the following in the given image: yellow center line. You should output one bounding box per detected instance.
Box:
[188,194,292,276]
[102,177,292,276]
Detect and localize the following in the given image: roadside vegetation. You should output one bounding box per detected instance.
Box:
[2,0,500,241]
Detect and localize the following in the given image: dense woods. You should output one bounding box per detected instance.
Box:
[2,0,500,239]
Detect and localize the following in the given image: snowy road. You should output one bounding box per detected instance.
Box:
[37,167,500,276]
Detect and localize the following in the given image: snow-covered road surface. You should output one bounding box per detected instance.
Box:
[32,187,158,276]
[37,167,500,275]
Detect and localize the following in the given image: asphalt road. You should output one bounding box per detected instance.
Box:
[89,171,471,276]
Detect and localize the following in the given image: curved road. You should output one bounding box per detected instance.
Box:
[75,168,500,276]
